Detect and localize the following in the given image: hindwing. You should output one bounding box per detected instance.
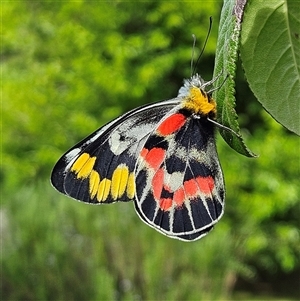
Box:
[134,108,225,241]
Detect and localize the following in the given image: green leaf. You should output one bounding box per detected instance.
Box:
[241,0,300,136]
[213,0,257,157]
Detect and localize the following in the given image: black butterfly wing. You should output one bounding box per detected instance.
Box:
[134,108,225,241]
[51,100,179,204]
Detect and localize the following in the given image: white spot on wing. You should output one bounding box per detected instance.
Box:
[64,148,81,164]
[109,131,132,155]
[109,123,156,156]
[164,171,184,192]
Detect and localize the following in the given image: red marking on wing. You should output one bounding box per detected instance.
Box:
[143,147,166,170]
[152,170,215,212]
[140,148,149,158]
[196,176,215,194]
[152,169,174,211]
[184,178,198,197]
[174,187,185,207]
[156,113,186,136]
[159,198,172,211]
[184,176,215,198]
[152,168,164,200]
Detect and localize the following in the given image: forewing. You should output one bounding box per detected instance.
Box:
[134,109,225,241]
[51,100,179,204]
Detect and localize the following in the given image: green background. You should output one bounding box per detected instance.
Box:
[2,1,299,300]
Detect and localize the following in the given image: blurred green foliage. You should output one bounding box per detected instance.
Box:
[2,1,299,301]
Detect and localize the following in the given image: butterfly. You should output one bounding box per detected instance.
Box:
[51,72,228,241]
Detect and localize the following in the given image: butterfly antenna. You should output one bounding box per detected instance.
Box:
[191,34,197,76]
[192,16,213,75]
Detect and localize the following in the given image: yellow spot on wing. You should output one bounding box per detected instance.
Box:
[71,154,135,202]
[71,153,96,179]
[97,178,111,202]
[126,172,135,199]
[89,170,100,199]
[111,164,129,200]
[183,87,216,117]
[71,153,89,172]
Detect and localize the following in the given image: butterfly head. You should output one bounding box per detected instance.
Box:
[178,74,217,119]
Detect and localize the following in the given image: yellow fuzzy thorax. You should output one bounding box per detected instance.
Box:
[183,86,216,117]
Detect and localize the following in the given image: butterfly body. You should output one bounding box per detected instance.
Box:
[51,74,225,241]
